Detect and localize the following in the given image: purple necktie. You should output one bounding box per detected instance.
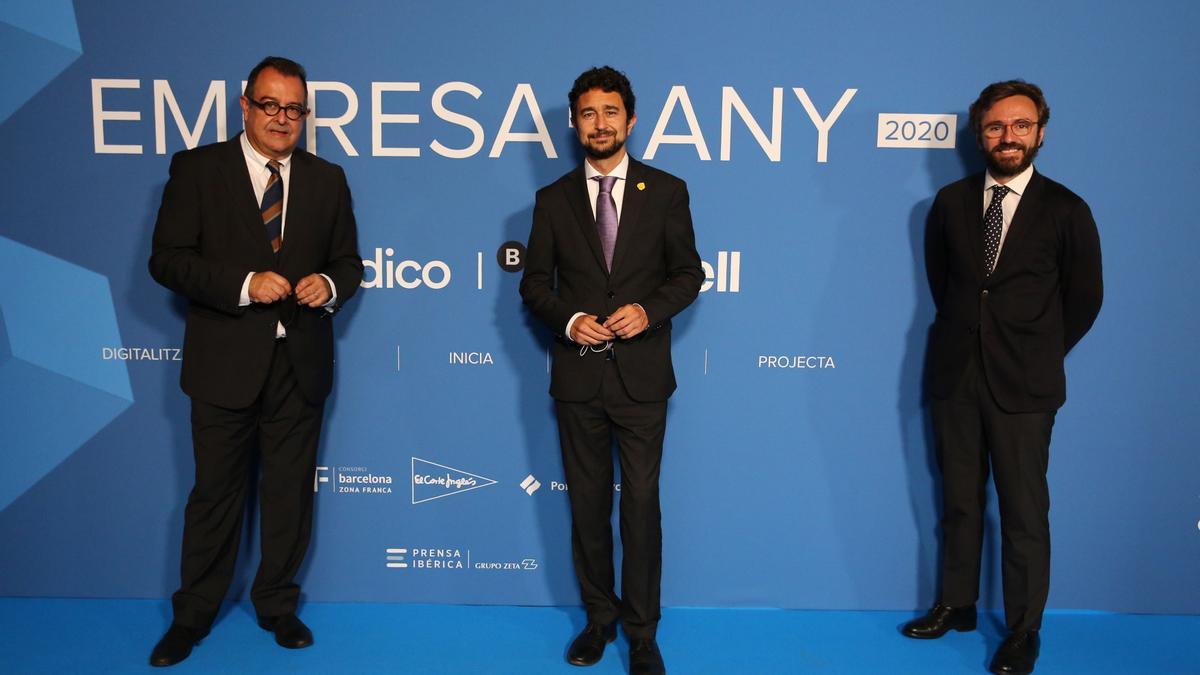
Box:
[592,175,618,271]
[983,184,1010,275]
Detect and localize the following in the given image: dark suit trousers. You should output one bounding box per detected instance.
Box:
[555,355,666,640]
[932,342,1055,632]
[172,340,324,629]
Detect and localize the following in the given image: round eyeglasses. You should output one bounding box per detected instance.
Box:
[247,98,309,121]
[982,120,1037,139]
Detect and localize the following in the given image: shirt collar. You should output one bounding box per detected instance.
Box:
[985,163,1034,196]
[584,152,630,181]
[240,132,292,171]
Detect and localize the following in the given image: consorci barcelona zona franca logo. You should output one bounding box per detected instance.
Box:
[313,464,396,495]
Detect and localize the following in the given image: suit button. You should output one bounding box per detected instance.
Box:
[981,289,989,299]
[607,291,615,298]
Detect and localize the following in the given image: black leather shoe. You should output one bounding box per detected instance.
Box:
[629,638,666,675]
[566,622,616,666]
[257,613,314,649]
[989,630,1039,674]
[149,623,208,667]
[901,603,977,638]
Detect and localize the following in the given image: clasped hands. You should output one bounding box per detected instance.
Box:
[571,304,649,345]
[249,271,330,307]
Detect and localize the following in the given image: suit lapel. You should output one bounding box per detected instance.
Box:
[961,173,987,281]
[991,170,1043,277]
[219,134,275,260]
[278,150,313,268]
[609,158,646,278]
[563,166,609,276]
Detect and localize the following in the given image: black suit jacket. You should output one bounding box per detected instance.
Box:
[925,170,1103,412]
[520,158,703,403]
[150,135,362,408]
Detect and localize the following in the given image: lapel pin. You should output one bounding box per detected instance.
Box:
[636,182,645,191]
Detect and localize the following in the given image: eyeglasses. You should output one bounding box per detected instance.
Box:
[982,119,1037,139]
[247,98,309,121]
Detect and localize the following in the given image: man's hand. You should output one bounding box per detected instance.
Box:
[604,304,649,340]
[295,274,332,307]
[248,271,291,304]
[571,315,615,346]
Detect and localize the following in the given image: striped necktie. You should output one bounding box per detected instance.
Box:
[262,160,283,252]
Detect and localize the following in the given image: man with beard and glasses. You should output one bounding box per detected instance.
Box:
[520,66,702,675]
[902,81,1103,674]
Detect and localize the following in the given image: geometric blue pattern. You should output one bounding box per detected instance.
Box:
[0,237,132,512]
[0,0,81,125]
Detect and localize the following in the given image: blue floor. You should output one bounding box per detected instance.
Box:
[0,599,1196,674]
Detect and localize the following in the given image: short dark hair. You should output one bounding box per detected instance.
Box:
[968,80,1050,141]
[245,56,308,103]
[569,66,635,120]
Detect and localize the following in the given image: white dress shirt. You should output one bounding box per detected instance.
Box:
[236,133,337,337]
[584,152,630,221]
[565,154,634,339]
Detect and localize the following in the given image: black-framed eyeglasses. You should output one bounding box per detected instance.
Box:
[982,119,1037,139]
[247,98,309,121]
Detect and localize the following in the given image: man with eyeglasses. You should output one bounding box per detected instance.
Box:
[520,66,702,675]
[903,81,1103,674]
[147,56,362,666]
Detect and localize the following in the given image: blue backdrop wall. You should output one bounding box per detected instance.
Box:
[2,0,1197,614]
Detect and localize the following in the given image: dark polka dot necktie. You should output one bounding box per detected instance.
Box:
[983,184,1010,275]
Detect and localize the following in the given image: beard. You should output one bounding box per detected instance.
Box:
[984,140,1040,178]
[583,133,625,160]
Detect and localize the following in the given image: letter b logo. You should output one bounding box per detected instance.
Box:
[497,241,526,273]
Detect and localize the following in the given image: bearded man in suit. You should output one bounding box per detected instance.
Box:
[520,66,703,675]
[902,80,1103,675]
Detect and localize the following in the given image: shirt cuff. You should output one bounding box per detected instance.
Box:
[320,273,338,311]
[564,312,587,342]
[239,272,254,306]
